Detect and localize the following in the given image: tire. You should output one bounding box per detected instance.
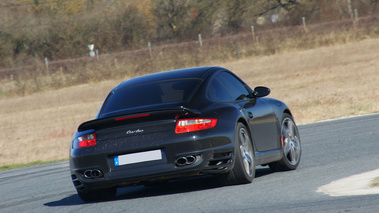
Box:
[77,187,117,202]
[269,113,301,172]
[222,123,255,185]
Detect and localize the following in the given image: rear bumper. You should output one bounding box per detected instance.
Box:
[70,134,235,190]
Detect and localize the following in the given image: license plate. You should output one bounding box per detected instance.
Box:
[114,150,162,166]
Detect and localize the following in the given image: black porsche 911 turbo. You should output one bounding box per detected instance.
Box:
[70,66,301,202]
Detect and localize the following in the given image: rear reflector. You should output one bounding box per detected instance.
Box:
[73,133,96,148]
[175,118,217,134]
[115,113,150,121]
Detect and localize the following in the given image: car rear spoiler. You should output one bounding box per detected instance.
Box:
[78,106,200,132]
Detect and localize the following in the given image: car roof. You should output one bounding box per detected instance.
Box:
[113,66,223,91]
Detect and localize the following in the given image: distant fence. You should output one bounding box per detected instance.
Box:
[1,13,378,80]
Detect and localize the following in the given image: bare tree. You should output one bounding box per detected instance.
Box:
[152,0,191,39]
[346,0,354,19]
[369,0,379,13]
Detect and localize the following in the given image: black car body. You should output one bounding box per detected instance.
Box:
[70,66,301,201]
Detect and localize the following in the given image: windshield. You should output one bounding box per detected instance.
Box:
[101,79,202,115]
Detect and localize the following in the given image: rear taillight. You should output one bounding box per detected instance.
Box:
[73,133,96,148]
[175,118,217,134]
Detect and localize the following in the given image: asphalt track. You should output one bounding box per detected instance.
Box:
[1,114,378,212]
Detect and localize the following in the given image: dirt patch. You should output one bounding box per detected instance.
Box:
[317,169,379,196]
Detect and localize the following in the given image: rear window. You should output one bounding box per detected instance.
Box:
[101,79,202,114]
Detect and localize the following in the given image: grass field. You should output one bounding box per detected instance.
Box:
[1,38,379,166]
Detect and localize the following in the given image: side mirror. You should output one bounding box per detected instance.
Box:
[254,86,270,98]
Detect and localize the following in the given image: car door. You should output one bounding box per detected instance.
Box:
[215,72,279,152]
[243,98,279,152]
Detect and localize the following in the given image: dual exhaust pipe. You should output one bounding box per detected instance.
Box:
[175,155,200,167]
[83,169,103,179]
[83,155,200,177]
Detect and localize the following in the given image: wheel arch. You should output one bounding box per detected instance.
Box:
[237,117,249,130]
[283,109,292,117]
[276,105,294,126]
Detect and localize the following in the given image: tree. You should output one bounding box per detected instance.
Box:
[188,0,221,36]
[152,0,192,39]
[118,5,150,46]
[225,0,250,32]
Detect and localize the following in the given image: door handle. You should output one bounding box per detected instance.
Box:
[247,111,254,119]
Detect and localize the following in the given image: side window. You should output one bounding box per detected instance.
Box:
[207,77,233,101]
[216,72,250,101]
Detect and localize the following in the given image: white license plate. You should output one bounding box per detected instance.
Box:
[114,150,162,166]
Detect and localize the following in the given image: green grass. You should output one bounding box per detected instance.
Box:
[0,159,67,171]
[372,177,379,187]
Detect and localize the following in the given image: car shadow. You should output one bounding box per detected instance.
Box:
[44,167,274,207]
[116,167,273,200]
